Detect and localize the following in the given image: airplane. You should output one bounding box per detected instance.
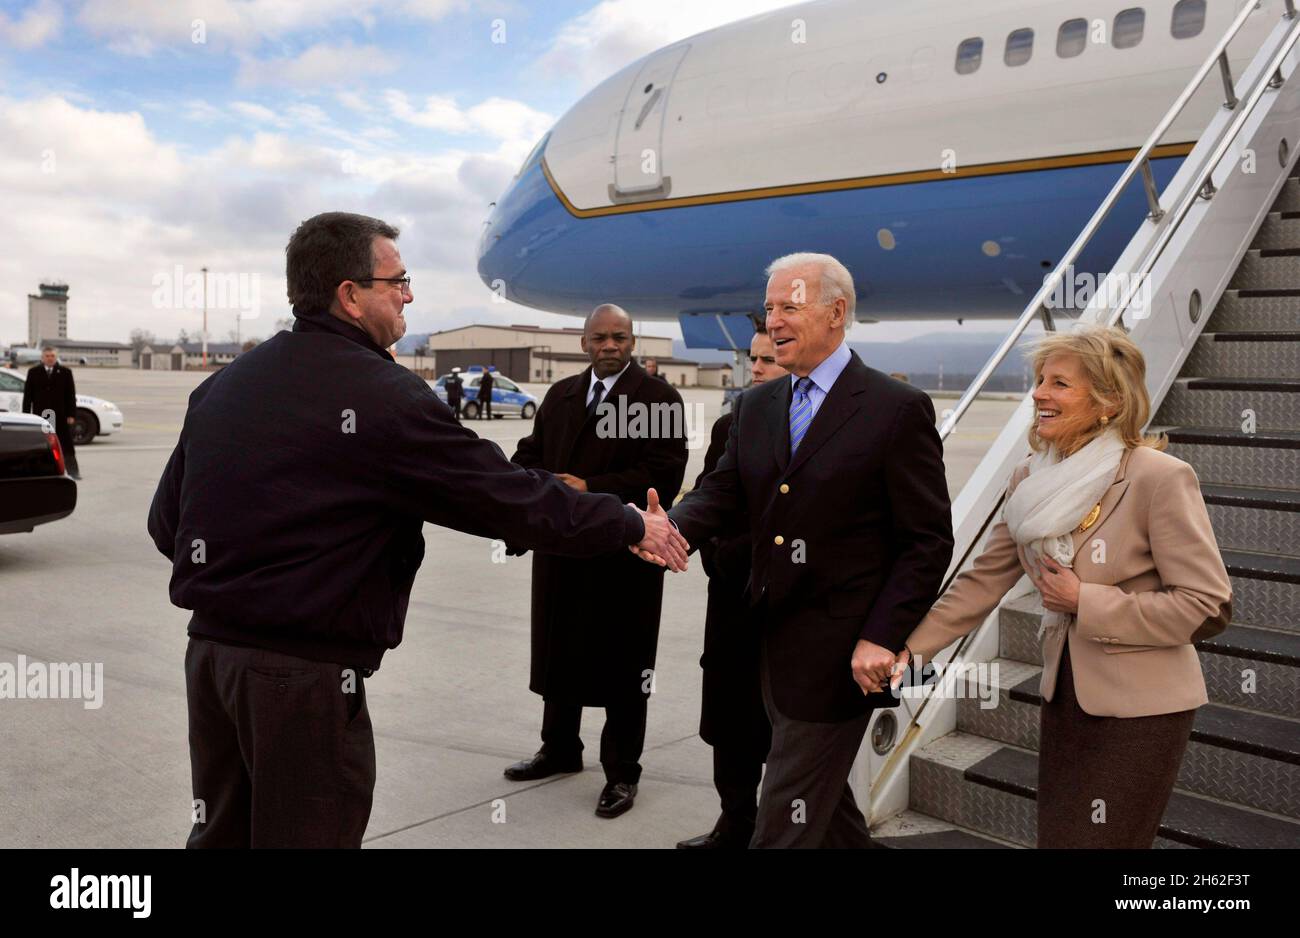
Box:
[476,0,1278,348]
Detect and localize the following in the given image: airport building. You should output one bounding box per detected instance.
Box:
[409,323,706,386]
[18,283,132,366]
[28,283,69,345]
[42,338,133,367]
[138,341,243,370]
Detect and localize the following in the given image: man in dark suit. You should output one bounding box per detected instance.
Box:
[677,324,787,849]
[650,253,954,847]
[504,303,689,818]
[147,213,687,848]
[445,367,464,422]
[477,368,493,419]
[23,346,80,479]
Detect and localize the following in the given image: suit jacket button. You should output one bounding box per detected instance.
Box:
[779,483,789,494]
[774,535,784,546]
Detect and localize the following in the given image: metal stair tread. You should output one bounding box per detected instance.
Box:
[1221,548,1300,582]
[1161,425,1300,448]
[871,810,1016,849]
[1181,377,1300,392]
[959,745,1300,848]
[1200,482,1300,512]
[970,660,1298,765]
[1196,621,1300,665]
[1190,705,1300,766]
[1199,330,1300,342]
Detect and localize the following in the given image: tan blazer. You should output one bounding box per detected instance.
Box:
[907,445,1232,718]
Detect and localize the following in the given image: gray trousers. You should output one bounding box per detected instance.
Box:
[751,647,874,848]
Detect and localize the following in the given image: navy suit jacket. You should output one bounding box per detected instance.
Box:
[670,351,954,722]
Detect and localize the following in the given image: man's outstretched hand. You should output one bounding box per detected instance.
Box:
[628,487,690,572]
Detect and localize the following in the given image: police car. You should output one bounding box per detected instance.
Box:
[0,367,125,444]
[432,368,538,419]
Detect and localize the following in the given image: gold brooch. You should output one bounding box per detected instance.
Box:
[1075,502,1101,534]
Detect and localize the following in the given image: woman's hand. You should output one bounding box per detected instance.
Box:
[1033,557,1081,614]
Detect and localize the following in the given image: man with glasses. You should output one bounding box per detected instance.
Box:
[148,211,689,848]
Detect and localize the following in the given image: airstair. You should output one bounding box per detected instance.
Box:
[864,0,1300,848]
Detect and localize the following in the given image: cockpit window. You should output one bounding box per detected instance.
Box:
[515,132,551,178]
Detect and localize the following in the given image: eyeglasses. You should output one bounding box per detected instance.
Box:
[354,276,412,292]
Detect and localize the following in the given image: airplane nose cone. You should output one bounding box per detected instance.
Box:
[477,132,556,301]
[475,150,579,312]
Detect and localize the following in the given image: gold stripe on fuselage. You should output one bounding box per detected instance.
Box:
[541,141,1196,218]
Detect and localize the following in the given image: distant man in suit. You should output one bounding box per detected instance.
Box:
[643,357,667,381]
[677,323,787,849]
[24,346,80,479]
[650,253,954,847]
[505,303,689,818]
[477,368,494,419]
[445,367,464,422]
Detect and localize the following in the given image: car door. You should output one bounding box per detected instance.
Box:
[0,371,24,413]
[492,376,521,415]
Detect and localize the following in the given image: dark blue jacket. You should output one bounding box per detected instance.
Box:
[147,311,642,669]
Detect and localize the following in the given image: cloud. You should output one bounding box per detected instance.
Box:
[237,41,398,88]
[75,0,464,55]
[0,94,525,345]
[537,0,794,89]
[0,95,184,197]
[382,91,551,167]
[230,101,283,126]
[0,0,62,49]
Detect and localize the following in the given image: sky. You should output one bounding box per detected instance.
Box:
[0,0,989,349]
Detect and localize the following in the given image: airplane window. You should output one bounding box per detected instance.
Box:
[1005,28,1033,67]
[955,37,983,74]
[1171,0,1205,39]
[1057,18,1087,57]
[1114,8,1145,48]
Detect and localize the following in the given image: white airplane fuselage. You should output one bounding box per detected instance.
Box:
[477,0,1276,346]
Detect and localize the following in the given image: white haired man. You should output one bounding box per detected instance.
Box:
[646,252,954,847]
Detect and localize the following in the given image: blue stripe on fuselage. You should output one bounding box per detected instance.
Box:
[477,155,1184,324]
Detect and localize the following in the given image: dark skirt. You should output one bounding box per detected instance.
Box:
[1037,642,1196,848]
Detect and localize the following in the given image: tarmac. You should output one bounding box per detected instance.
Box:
[0,367,1020,848]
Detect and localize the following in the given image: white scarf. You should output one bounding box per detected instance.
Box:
[1004,430,1125,640]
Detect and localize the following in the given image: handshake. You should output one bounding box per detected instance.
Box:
[627,487,691,572]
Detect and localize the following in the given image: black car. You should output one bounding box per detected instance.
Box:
[0,412,76,534]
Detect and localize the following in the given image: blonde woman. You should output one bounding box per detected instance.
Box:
[895,324,1231,848]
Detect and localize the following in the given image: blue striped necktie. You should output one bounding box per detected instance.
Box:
[789,376,815,454]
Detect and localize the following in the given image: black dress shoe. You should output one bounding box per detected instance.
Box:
[595,782,637,818]
[676,827,753,849]
[503,751,582,781]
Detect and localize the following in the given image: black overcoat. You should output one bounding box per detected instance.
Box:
[512,361,688,704]
[23,363,76,422]
[694,411,771,754]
